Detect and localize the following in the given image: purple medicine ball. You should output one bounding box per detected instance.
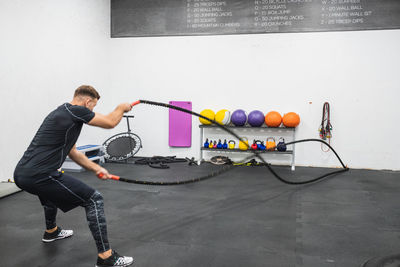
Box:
[248,110,265,127]
[231,109,247,126]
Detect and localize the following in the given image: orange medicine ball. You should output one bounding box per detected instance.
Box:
[265,111,282,127]
[282,112,300,127]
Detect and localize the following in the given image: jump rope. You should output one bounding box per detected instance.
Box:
[98,100,349,185]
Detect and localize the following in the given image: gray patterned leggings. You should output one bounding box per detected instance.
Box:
[41,190,110,253]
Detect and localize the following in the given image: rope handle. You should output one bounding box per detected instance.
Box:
[97,173,120,181]
[131,100,141,107]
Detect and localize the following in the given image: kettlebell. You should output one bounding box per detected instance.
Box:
[257,140,266,150]
[277,137,287,152]
[204,138,209,148]
[239,137,249,150]
[217,139,223,149]
[213,140,217,148]
[209,140,213,148]
[222,139,228,149]
[228,140,236,149]
[266,137,276,151]
[251,140,258,150]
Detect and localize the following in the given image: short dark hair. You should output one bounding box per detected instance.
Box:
[74,85,100,100]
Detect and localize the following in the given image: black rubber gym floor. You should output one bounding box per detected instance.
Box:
[1,162,399,267]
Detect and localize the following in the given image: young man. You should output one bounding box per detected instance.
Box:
[14,85,134,267]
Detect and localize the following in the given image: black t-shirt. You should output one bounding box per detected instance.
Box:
[14,103,95,178]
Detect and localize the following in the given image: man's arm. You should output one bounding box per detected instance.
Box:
[68,145,110,179]
[88,103,132,129]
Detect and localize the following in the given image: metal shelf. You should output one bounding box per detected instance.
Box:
[199,124,295,130]
[199,124,297,171]
[201,147,293,154]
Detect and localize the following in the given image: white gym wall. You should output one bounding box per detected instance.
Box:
[109,30,400,171]
[0,0,110,182]
[1,0,399,182]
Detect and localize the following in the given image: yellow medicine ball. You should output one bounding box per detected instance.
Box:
[215,109,231,125]
[199,109,215,125]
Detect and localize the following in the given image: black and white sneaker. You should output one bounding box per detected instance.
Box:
[42,227,73,243]
[96,250,134,267]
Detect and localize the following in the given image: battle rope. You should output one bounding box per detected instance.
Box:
[99,100,349,185]
[99,159,238,185]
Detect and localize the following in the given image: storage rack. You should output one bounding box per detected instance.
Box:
[199,124,296,170]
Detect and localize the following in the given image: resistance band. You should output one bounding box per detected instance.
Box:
[319,102,333,152]
[98,100,349,185]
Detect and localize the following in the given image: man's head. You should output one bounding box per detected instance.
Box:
[73,85,100,111]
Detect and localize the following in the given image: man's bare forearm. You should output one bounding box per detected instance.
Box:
[106,105,126,128]
[68,150,100,173]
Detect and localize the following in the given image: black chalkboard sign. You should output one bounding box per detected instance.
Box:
[111,0,400,37]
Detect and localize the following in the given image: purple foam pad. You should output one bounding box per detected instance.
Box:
[169,101,192,147]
